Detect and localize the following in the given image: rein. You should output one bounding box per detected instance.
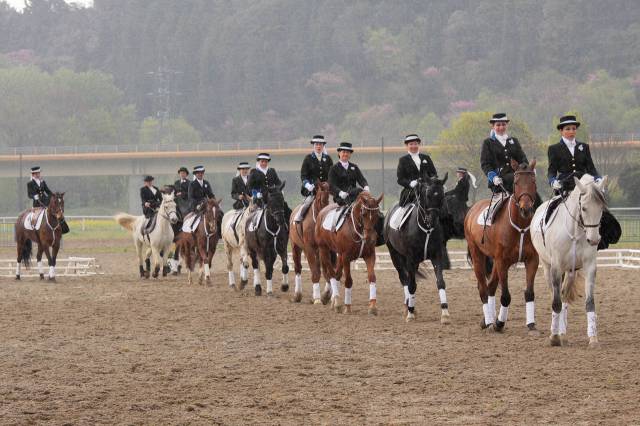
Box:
[349,199,379,258]
[45,207,61,245]
[414,183,442,260]
[561,189,602,277]
[507,195,531,263]
[264,208,283,253]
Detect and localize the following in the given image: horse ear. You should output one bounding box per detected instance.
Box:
[376,193,384,205]
[574,176,585,193]
[510,158,519,171]
[599,176,608,190]
[441,172,448,185]
[529,159,536,170]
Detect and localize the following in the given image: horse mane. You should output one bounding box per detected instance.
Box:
[579,174,608,208]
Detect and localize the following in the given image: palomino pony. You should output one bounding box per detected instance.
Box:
[531,175,608,347]
[15,192,66,281]
[464,159,539,333]
[315,191,383,314]
[221,203,252,290]
[245,182,290,296]
[177,198,223,285]
[115,192,179,278]
[385,175,451,323]
[289,181,332,304]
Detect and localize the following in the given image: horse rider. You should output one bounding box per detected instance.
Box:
[186,165,222,237]
[445,167,472,204]
[546,114,621,248]
[248,153,282,209]
[293,134,333,224]
[328,142,369,206]
[397,133,437,207]
[231,161,252,210]
[141,175,162,233]
[173,166,190,218]
[27,166,53,208]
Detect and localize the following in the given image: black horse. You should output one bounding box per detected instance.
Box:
[384,175,450,323]
[245,182,290,296]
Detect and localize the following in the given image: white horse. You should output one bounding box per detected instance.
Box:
[531,175,608,347]
[221,207,252,290]
[115,192,179,278]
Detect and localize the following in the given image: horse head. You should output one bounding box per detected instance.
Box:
[204,197,222,236]
[574,174,608,246]
[354,191,383,242]
[265,181,287,227]
[161,192,179,225]
[512,159,537,219]
[418,173,447,213]
[49,192,65,220]
[314,180,331,207]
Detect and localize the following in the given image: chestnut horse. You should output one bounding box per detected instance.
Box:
[464,159,539,333]
[315,191,383,314]
[289,181,333,304]
[177,198,223,285]
[15,192,66,281]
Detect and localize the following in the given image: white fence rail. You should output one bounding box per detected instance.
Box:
[0,257,104,277]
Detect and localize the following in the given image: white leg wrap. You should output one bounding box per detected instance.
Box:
[438,288,447,305]
[324,282,331,295]
[312,283,321,300]
[369,283,377,300]
[559,303,568,335]
[551,311,560,335]
[488,296,496,318]
[525,301,535,325]
[498,305,509,323]
[294,274,302,293]
[169,258,179,272]
[228,271,236,285]
[240,265,248,280]
[330,278,340,297]
[482,303,494,325]
[403,286,410,304]
[407,293,416,308]
[587,311,597,337]
[49,266,55,278]
[16,262,21,276]
[37,261,43,275]
[266,279,273,293]
[253,269,261,286]
[344,287,352,305]
[282,273,289,285]
[204,264,211,278]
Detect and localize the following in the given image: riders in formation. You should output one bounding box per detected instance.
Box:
[294,135,333,223]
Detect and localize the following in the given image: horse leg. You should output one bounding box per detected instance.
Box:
[524,254,539,335]
[170,245,180,275]
[264,252,275,296]
[239,243,249,288]
[151,247,161,279]
[250,250,262,296]
[319,245,340,311]
[161,245,171,277]
[583,258,599,348]
[292,244,303,303]
[135,239,145,278]
[280,243,290,293]
[405,259,417,322]
[224,242,236,289]
[200,242,211,286]
[364,253,377,316]
[486,261,500,331]
[494,260,511,333]
[469,243,492,329]
[342,256,353,314]
[43,246,55,282]
[36,245,45,280]
[549,266,564,346]
[15,237,24,280]
[387,242,408,311]
[431,255,450,324]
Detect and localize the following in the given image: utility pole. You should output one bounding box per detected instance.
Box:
[381,136,385,210]
[146,58,182,145]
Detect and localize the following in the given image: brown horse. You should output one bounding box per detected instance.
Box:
[464,159,539,333]
[14,192,66,281]
[315,191,383,314]
[289,181,332,304]
[177,198,223,285]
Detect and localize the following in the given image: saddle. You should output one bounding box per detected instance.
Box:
[181,212,202,233]
[24,208,46,231]
[142,213,158,236]
[247,208,265,232]
[389,203,415,230]
[321,205,349,232]
[229,209,246,242]
[544,195,564,226]
[477,192,509,226]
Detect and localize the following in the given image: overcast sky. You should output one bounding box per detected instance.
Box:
[2,0,93,10]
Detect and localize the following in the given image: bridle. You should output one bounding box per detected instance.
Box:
[415,181,443,260]
[350,195,380,258]
[44,196,64,244]
[263,192,287,253]
[507,169,536,262]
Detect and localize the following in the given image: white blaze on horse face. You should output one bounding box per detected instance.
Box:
[526,301,535,326]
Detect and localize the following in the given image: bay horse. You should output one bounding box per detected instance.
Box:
[289,181,333,304]
[221,204,252,290]
[315,191,383,314]
[531,175,608,347]
[245,182,290,296]
[115,192,179,279]
[464,159,539,333]
[385,175,450,323]
[14,192,66,281]
[177,198,223,285]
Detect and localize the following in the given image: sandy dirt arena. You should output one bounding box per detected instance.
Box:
[1,239,639,425]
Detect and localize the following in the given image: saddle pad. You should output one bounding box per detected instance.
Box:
[542,197,562,229]
[227,209,244,232]
[389,204,415,230]
[182,214,201,233]
[476,194,508,226]
[321,207,346,231]
[23,210,45,231]
[247,209,265,232]
[476,206,492,226]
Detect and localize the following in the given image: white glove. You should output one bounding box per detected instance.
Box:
[256,192,263,199]
[304,182,315,192]
[552,180,562,190]
[492,176,503,186]
[339,191,348,199]
[594,177,602,183]
[409,180,418,188]
[363,186,370,192]
[33,194,40,200]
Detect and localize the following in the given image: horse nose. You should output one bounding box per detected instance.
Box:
[587,238,600,246]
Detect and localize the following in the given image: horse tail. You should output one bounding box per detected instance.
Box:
[561,271,582,304]
[114,213,138,232]
[21,239,32,268]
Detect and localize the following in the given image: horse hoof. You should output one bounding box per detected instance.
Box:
[313,299,322,305]
[255,285,262,296]
[267,291,274,297]
[494,321,505,333]
[39,273,44,280]
[291,292,302,303]
[15,275,20,281]
[406,312,416,322]
[527,328,541,337]
[321,291,331,305]
[171,271,178,276]
[368,305,378,316]
[482,322,495,332]
[480,320,491,330]
[281,284,289,293]
[588,337,600,348]
[343,305,352,314]
[549,334,562,347]
[229,284,237,291]
[240,279,248,289]
[440,310,451,325]
[48,277,56,283]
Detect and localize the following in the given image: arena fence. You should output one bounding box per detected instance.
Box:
[0,257,104,277]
